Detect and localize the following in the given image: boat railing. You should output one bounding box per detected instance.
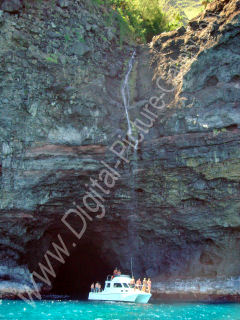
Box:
[106,274,131,281]
[130,284,151,292]
[91,289,102,293]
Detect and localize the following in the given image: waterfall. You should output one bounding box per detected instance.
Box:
[121,51,141,275]
[121,51,136,136]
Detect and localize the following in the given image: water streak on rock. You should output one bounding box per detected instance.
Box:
[121,51,136,135]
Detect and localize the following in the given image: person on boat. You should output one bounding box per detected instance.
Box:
[130,277,135,288]
[142,278,147,292]
[113,267,118,278]
[117,269,121,276]
[95,282,100,293]
[98,283,102,292]
[136,278,141,290]
[90,283,95,292]
[147,278,152,293]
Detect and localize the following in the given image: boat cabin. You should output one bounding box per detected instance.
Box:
[104,275,131,293]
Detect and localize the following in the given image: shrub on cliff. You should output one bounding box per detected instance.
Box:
[111,0,183,42]
[202,0,213,8]
[93,0,183,43]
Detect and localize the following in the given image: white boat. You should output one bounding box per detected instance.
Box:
[88,275,152,304]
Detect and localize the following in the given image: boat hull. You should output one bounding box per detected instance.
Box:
[88,292,151,304]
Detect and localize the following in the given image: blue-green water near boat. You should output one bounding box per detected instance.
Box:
[1,300,240,320]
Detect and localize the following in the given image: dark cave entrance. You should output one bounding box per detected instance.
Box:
[51,241,114,299]
[31,217,127,300]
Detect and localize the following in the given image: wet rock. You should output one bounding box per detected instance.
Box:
[0,0,22,13]
[0,10,4,26]
[47,31,62,39]
[177,26,186,36]
[71,41,91,57]
[57,0,69,8]
[12,31,29,47]
[189,20,199,30]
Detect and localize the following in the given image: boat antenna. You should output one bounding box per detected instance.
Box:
[131,257,134,278]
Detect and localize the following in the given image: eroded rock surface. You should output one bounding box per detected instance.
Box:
[0,0,240,300]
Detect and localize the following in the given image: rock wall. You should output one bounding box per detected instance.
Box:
[0,0,240,299]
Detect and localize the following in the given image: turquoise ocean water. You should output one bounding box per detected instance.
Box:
[1,300,240,320]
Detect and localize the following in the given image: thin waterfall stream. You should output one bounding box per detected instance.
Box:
[121,51,141,275]
[128,137,141,277]
[121,51,136,136]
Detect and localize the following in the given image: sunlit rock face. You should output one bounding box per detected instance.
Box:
[0,0,240,299]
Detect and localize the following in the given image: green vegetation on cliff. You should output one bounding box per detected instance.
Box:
[110,0,183,42]
[93,0,183,43]
[94,0,207,43]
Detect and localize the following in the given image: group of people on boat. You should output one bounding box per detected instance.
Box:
[90,282,102,293]
[129,277,151,293]
[112,267,152,293]
[90,268,152,294]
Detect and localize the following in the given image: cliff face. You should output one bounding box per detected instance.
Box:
[0,0,240,299]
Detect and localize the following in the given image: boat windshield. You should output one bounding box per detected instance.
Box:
[123,283,129,288]
[113,283,122,288]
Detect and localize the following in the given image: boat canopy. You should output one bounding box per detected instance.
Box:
[106,275,131,282]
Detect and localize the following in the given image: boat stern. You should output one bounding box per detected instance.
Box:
[135,293,152,304]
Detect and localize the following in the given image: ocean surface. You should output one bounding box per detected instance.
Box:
[1,300,240,320]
